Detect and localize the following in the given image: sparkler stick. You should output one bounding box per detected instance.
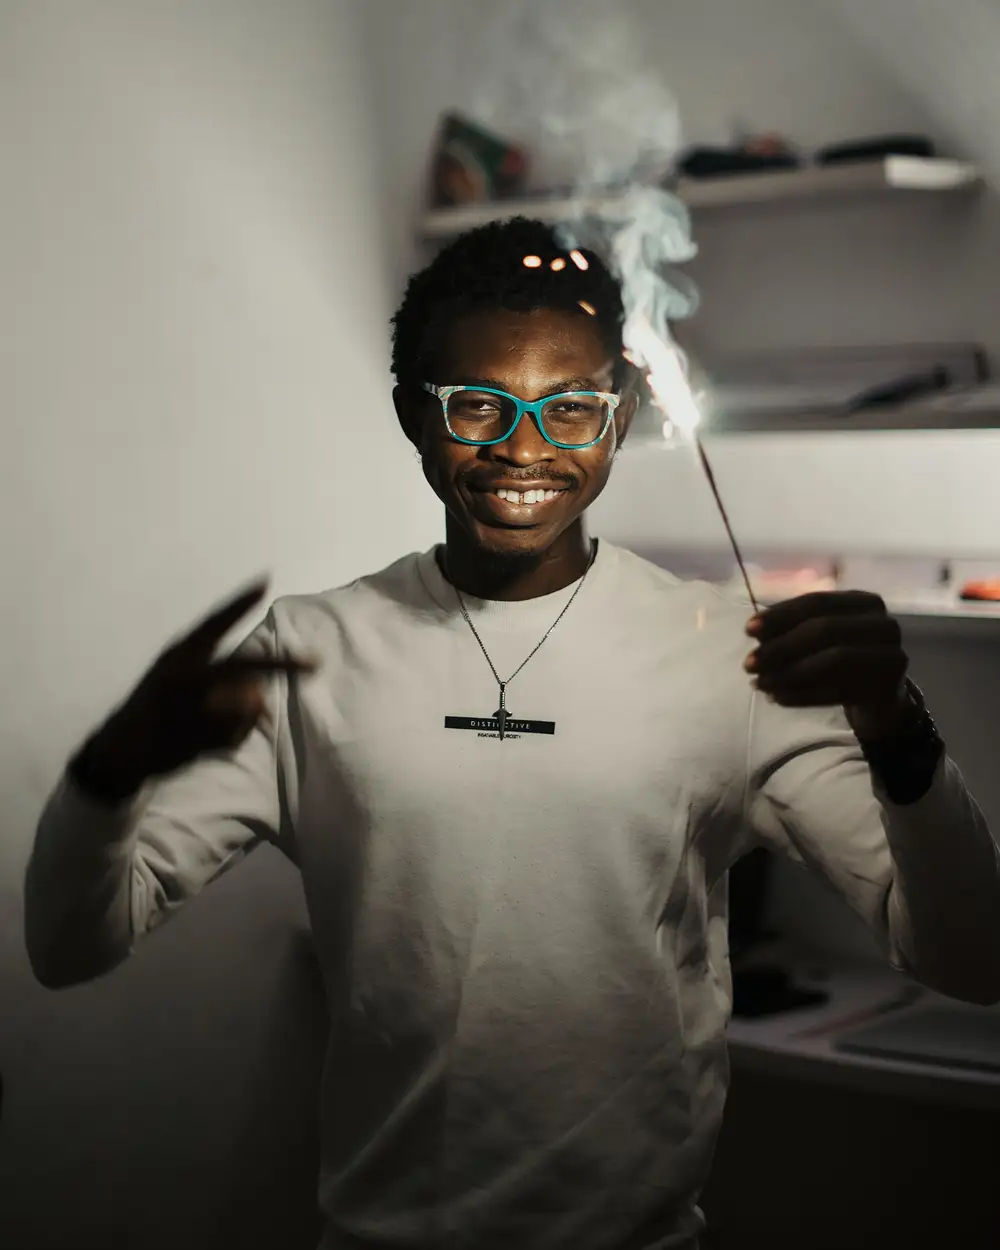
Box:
[626,315,759,613]
[692,437,759,613]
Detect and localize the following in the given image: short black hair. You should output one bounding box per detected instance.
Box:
[391,217,626,389]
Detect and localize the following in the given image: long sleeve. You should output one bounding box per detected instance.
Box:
[747,693,1000,1006]
[24,614,286,988]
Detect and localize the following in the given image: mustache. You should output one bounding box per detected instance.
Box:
[464,470,579,489]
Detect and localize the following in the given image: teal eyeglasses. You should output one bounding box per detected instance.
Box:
[421,383,620,450]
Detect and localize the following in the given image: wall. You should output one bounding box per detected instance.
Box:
[824,0,1000,184]
[0,2,439,1245]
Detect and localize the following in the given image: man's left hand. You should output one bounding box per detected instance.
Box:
[745,591,912,741]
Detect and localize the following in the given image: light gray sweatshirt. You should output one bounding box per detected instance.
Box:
[26,541,1000,1250]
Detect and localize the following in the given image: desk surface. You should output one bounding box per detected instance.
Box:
[726,965,1000,1110]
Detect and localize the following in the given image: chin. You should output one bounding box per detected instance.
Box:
[452,505,569,564]
[472,523,552,560]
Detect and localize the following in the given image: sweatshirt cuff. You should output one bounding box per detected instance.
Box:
[873,754,989,874]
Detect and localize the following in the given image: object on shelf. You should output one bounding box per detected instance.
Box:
[952,560,1000,602]
[960,579,1000,602]
[427,113,529,210]
[704,343,989,419]
[844,366,952,414]
[817,135,935,166]
[678,134,800,179]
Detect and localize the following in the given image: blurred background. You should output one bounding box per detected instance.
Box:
[2,1,1000,1246]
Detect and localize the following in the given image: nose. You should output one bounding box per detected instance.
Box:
[490,409,555,466]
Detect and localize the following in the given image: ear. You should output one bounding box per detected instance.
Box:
[614,389,639,452]
[393,384,422,450]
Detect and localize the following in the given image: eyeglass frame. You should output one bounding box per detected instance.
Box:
[420,382,621,450]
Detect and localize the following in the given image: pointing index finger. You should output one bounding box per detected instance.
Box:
[180,579,270,654]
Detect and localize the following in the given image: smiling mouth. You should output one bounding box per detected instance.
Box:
[467,485,571,525]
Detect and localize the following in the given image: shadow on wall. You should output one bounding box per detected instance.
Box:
[0,847,328,1250]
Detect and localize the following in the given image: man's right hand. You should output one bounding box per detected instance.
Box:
[70,582,317,804]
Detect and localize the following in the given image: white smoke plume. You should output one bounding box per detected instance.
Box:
[464,0,680,192]
[459,0,705,439]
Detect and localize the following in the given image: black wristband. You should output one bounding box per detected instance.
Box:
[856,681,945,806]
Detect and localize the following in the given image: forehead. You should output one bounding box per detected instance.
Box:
[436,307,615,387]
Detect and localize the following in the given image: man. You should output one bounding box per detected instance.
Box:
[26,218,1000,1250]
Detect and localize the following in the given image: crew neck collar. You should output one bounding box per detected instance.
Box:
[416,539,613,629]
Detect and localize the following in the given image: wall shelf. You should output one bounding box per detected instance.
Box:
[743,596,1000,640]
[700,386,1000,434]
[751,596,1000,637]
[630,544,1000,635]
[881,601,1000,638]
[420,157,982,240]
[802,600,1000,633]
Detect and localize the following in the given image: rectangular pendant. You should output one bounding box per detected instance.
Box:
[444,715,555,737]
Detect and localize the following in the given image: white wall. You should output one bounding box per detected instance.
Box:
[0,2,439,1245]
[824,0,1000,183]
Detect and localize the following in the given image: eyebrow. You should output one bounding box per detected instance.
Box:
[451,376,611,396]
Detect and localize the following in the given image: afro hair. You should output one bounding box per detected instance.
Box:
[391,217,627,389]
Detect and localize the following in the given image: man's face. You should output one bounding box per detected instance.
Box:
[396,307,634,562]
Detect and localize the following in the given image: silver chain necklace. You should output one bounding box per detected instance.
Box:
[450,542,596,740]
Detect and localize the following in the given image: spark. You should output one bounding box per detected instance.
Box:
[551,257,567,271]
[627,315,700,436]
[570,250,590,271]
[578,300,596,316]
[522,255,543,269]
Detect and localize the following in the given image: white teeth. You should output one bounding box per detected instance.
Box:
[495,488,561,504]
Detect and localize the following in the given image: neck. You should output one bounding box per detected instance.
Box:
[442,518,593,601]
